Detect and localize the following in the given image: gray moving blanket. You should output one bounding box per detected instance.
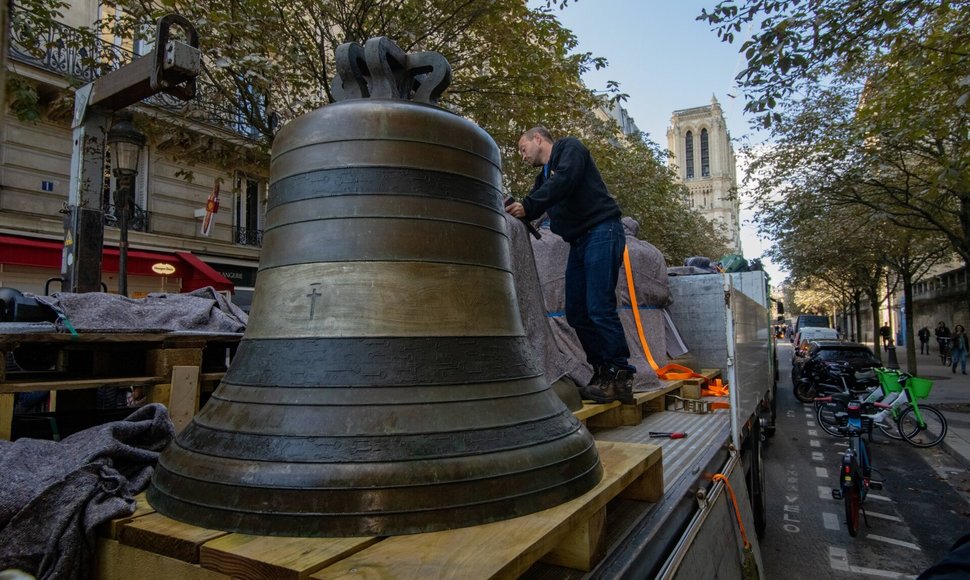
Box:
[33,287,247,333]
[525,216,671,392]
[0,404,175,580]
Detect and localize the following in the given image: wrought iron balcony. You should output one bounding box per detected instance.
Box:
[8,3,266,142]
[102,202,150,232]
[233,226,263,248]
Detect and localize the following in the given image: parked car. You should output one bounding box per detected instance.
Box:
[793,326,841,360]
[791,340,882,397]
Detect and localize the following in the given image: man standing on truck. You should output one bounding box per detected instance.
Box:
[506,126,636,404]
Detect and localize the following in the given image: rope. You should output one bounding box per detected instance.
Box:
[712,473,750,549]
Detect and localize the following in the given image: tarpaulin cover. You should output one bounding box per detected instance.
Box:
[514,215,671,392]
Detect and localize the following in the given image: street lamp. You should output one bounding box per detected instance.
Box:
[106,111,146,297]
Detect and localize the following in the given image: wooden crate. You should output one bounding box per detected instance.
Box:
[94,441,662,580]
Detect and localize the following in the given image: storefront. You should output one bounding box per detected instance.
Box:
[0,234,233,297]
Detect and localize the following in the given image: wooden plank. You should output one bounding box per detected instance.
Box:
[120,512,229,563]
[308,441,662,580]
[539,507,605,571]
[0,376,163,393]
[573,401,620,423]
[585,403,623,429]
[168,365,201,433]
[101,493,156,540]
[0,392,13,440]
[0,332,242,349]
[96,538,230,580]
[200,534,380,580]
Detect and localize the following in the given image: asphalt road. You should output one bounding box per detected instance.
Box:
[760,343,970,579]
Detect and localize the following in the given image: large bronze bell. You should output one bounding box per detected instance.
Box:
[147,37,602,537]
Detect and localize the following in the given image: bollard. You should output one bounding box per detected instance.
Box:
[886,345,900,369]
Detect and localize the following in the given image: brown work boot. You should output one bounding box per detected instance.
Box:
[605,367,635,404]
[587,364,607,387]
[579,382,617,404]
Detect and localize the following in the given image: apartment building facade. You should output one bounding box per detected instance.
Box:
[2,2,265,308]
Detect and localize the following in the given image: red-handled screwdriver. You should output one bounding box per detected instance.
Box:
[649,432,688,439]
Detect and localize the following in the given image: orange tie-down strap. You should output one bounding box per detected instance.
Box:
[703,378,730,398]
[622,247,715,385]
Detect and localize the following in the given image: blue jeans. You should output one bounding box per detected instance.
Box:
[564,218,632,371]
[953,348,967,373]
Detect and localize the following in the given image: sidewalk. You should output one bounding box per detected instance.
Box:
[874,342,970,468]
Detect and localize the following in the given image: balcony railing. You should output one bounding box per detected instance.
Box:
[233,226,263,248]
[8,4,266,142]
[102,202,150,232]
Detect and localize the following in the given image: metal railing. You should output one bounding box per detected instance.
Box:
[8,3,266,142]
[102,202,150,232]
[233,226,263,248]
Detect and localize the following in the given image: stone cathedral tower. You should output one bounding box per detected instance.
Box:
[666,96,741,253]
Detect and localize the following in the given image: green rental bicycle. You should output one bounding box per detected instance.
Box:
[816,368,947,447]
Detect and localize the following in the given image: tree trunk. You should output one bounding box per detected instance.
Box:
[853,291,863,343]
[868,283,882,361]
[903,268,916,375]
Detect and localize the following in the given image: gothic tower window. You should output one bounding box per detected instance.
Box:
[685,131,694,179]
[700,128,710,177]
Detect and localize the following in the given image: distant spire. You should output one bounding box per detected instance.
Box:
[711,93,719,106]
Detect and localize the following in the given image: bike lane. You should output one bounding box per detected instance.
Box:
[760,344,969,579]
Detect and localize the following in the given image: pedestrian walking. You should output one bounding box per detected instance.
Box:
[918,326,931,354]
[936,321,951,355]
[880,323,892,348]
[506,126,635,404]
[952,325,968,374]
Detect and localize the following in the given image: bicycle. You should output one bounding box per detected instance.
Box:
[830,401,883,536]
[940,337,952,366]
[815,365,905,440]
[816,368,948,447]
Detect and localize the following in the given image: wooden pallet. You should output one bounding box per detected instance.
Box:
[580,369,723,428]
[0,332,240,439]
[94,441,662,580]
[678,368,722,400]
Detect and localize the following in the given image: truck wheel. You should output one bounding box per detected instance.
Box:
[748,418,767,538]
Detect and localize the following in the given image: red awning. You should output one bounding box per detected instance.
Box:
[0,234,233,292]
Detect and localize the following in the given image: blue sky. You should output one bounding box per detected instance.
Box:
[534,0,788,282]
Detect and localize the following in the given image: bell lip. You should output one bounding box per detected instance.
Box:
[146,446,603,537]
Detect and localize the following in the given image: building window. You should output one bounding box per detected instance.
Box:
[102,147,150,232]
[685,131,694,179]
[700,128,710,177]
[234,174,264,247]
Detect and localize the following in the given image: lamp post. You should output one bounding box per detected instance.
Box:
[106,111,145,297]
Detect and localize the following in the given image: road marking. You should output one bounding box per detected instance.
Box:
[808,429,819,437]
[807,420,815,427]
[868,534,922,551]
[822,512,839,530]
[834,441,849,448]
[810,440,821,448]
[819,485,834,500]
[866,511,902,522]
[829,547,917,578]
[868,493,892,502]
[812,452,824,461]
[815,467,829,478]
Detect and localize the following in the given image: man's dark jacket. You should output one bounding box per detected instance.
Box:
[521,137,621,242]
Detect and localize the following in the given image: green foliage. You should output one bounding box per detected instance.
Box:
[698,0,957,128]
[6,77,41,122]
[14,0,720,258]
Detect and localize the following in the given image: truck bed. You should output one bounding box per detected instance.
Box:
[522,399,732,579]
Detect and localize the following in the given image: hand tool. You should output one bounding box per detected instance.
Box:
[649,432,688,439]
